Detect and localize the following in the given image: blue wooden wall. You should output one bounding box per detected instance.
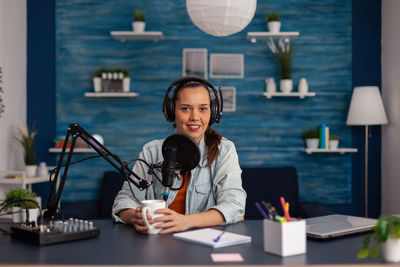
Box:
[54,0,352,204]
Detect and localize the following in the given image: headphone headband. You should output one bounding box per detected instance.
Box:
[163,76,223,125]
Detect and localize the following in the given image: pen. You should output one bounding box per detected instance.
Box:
[255,202,270,220]
[280,196,291,222]
[213,231,225,242]
[261,200,276,220]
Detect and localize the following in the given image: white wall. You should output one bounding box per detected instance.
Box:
[0,0,27,171]
[381,0,400,214]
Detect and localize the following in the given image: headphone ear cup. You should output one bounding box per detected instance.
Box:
[209,99,218,125]
[163,96,175,122]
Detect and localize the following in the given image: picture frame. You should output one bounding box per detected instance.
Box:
[218,86,236,112]
[182,48,208,78]
[210,54,244,79]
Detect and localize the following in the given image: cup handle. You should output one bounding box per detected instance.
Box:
[142,207,150,226]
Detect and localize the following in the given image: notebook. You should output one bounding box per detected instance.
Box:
[305,214,377,239]
[173,228,252,248]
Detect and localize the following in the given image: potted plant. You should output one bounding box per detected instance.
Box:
[1,188,38,223]
[92,68,103,92]
[357,215,400,262]
[329,135,339,150]
[133,10,145,32]
[267,37,294,93]
[302,130,319,149]
[16,125,37,177]
[266,12,281,33]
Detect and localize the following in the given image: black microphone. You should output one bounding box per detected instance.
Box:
[161,145,177,200]
[161,134,200,200]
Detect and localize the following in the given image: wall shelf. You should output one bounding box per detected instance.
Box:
[84,92,139,98]
[110,31,164,42]
[247,32,300,43]
[48,148,96,153]
[304,148,358,155]
[262,92,316,99]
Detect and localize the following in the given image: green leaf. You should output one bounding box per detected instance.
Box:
[362,234,372,248]
[370,245,379,258]
[357,249,369,259]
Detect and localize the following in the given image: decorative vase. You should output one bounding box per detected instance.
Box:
[268,21,281,33]
[21,208,40,224]
[305,138,319,149]
[382,238,400,262]
[280,79,293,93]
[298,78,309,94]
[11,207,22,223]
[329,140,339,150]
[38,162,49,177]
[25,165,37,177]
[123,77,130,93]
[93,77,101,92]
[132,21,146,32]
[266,78,277,93]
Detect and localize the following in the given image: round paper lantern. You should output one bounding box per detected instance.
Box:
[186,0,257,37]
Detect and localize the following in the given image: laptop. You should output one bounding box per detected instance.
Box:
[305,214,377,239]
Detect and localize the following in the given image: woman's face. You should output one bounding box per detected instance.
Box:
[174,86,211,143]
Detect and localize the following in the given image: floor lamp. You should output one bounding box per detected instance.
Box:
[346,86,388,218]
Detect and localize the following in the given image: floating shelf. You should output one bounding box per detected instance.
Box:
[84,92,139,98]
[48,148,96,153]
[304,148,358,155]
[110,31,164,42]
[247,32,300,43]
[262,92,316,99]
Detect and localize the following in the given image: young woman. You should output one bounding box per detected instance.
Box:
[112,77,246,234]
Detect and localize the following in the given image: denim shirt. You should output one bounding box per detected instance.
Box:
[112,136,246,224]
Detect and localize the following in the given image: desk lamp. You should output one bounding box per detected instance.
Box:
[346,86,388,217]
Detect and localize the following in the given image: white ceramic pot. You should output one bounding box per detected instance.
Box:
[25,165,37,177]
[298,78,309,94]
[266,78,277,93]
[93,77,101,92]
[268,21,281,33]
[11,207,22,223]
[280,79,293,93]
[329,140,339,150]
[123,77,130,92]
[132,21,146,32]
[21,208,40,224]
[305,138,319,149]
[382,238,400,262]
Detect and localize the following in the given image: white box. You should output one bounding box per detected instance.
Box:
[263,219,306,257]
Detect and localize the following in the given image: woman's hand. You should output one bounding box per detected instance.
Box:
[118,207,154,234]
[153,208,192,234]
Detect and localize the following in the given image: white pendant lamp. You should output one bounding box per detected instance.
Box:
[186,0,257,37]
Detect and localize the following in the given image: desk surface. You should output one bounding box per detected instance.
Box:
[0,220,386,266]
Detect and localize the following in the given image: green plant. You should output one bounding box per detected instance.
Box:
[357,215,400,259]
[0,67,4,118]
[266,12,280,22]
[1,188,37,211]
[267,38,294,79]
[120,69,130,77]
[16,125,37,165]
[330,135,340,141]
[301,130,319,139]
[134,10,145,22]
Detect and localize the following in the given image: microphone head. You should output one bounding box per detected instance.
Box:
[162,134,200,171]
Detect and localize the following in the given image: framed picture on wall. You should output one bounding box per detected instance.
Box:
[210,54,244,79]
[218,87,236,112]
[182,48,208,78]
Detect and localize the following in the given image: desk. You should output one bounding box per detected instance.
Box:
[0,220,386,265]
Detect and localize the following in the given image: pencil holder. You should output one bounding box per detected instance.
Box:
[263,219,306,257]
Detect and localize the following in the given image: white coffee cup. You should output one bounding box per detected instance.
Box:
[141,200,166,234]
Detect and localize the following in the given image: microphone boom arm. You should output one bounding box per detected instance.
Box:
[43,123,151,219]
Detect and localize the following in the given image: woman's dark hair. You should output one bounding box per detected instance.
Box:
[173,81,222,167]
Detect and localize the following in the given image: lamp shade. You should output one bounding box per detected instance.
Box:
[186,0,257,37]
[346,86,388,125]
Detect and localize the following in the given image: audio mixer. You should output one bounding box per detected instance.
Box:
[11,218,100,246]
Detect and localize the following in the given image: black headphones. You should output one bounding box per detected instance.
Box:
[163,76,223,125]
